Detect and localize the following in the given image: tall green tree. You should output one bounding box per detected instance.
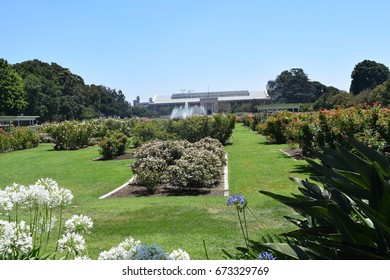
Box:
[350,59,390,95]
[268,68,316,103]
[0,59,27,115]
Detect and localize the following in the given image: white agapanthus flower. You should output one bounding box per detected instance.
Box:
[58,232,85,256]
[0,220,33,258]
[0,190,13,215]
[98,236,141,260]
[35,178,73,208]
[98,246,128,260]
[169,249,190,260]
[4,183,29,207]
[65,215,93,235]
[25,183,50,206]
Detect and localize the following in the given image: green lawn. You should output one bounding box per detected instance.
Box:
[0,124,311,259]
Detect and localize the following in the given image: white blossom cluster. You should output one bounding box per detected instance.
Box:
[98,236,190,260]
[58,214,93,258]
[0,178,73,215]
[0,179,92,260]
[57,232,86,256]
[132,137,225,190]
[65,214,93,235]
[0,220,33,259]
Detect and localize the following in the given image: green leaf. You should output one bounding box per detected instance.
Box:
[258,243,315,260]
[328,204,377,247]
[369,162,390,219]
[350,138,390,177]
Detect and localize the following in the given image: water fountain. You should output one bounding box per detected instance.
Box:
[170,102,207,119]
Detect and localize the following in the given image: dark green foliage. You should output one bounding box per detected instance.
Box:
[268,68,316,103]
[0,59,27,115]
[11,59,142,121]
[350,60,390,95]
[253,139,390,259]
[312,91,354,110]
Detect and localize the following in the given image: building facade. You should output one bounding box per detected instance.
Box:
[149,90,271,114]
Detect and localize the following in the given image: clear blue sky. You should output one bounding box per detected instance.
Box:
[1,0,390,102]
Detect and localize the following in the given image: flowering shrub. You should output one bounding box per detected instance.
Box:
[98,236,190,260]
[168,147,222,189]
[98,131,128,159]
[131,138,225,192]
[0,128,39,153]
[257,111,293,143]
[47,121,92,150]
[258,105,390,154]
[44,118,136,151]
[132,156,168,192]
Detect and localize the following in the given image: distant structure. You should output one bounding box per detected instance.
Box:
[132,99,150,108]
[0,116,39,131]
[149,90,271,114]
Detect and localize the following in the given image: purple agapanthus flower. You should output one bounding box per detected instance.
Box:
[226,194,245,207]
[258,251,276,260]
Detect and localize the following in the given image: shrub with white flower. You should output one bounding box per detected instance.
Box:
[132,138,225,191]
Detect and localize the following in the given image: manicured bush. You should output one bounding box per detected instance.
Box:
[131,138,225,192]
[98,131,128,160]
[257,111,293,143]
[168,147,222,189]
[0,128,39,153]
[47,121,92,150]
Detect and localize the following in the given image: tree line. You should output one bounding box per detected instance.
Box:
[267,59,390,110]
[0,58,149,122]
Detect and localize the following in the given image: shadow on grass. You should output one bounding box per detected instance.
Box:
[290,164,316,175]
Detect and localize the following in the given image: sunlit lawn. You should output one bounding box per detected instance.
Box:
[0,124,311,259]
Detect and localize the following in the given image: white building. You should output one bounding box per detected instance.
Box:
[149,90,271,114]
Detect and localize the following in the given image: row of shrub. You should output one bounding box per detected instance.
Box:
[131,137,225,192]
[131,114,236,146]
[252,104,390,155]
[43,114,236,151]
[0,128,39,153]
[43,118,136,150]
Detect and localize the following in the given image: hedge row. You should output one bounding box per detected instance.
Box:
[44,114,236,151]
[0,128,39,153]
[252,105,390,155]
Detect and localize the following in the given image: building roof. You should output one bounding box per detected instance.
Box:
[152,90,269,105]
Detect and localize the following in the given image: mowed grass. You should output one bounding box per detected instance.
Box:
[0,124,311,259]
